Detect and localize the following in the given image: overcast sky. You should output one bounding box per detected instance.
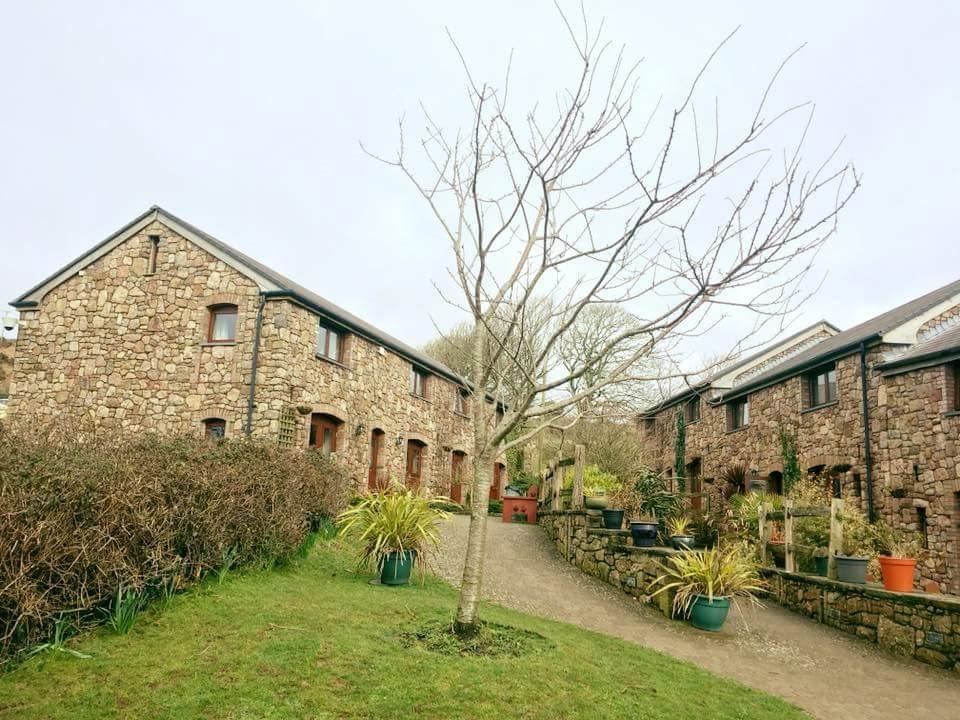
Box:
[1,1,958,367]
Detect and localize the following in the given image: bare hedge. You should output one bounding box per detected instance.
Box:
[0,422,351,665]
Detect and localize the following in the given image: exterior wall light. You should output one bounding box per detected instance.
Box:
[396,434,404,447]
[355,422,366,436]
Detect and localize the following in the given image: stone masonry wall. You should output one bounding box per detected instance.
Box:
[875,364,960,593]
[540,510,960,672]
[9,221,480,495]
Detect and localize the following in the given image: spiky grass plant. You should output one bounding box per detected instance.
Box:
[666,516,691,536]
[103,586,143,635]
[649,543,765,619]
[336,488,451,571]
[25,615,91,660]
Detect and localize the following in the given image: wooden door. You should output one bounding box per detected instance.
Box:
[368,429,386,491]
[406,440,424,490]
[490,462,504,500]
[450,451,466,503]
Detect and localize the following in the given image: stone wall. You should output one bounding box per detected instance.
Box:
[8,220,481,495]
[763,568,960,670]
[875,363,960,593]
[540,510,960,672]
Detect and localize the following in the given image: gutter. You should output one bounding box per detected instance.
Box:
[245,293,267,437]
[859,342,876,521]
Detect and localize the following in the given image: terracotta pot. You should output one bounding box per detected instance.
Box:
[878,556,916,593]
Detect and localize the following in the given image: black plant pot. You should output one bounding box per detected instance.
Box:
[836,555,869,584]
[629,521,659,547]
[670,534,695,550]
[601,509,624,530]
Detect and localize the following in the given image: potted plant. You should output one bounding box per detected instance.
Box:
[582,465,619,510]
[337,487,450,586]
[877,530,922,593]
[649,543,765,632]
[667,516,695,550]
[812,547,830,577]
[835,507,876,584]
[626,468,682,547]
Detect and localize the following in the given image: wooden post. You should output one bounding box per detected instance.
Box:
[784,499,795,573]
[759,502,772,567]
[553,465,565,511]
[828,498,844,580]
[571,444,585,510]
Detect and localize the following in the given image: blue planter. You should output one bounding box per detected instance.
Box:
[688,594,730,631]
[629,521,658,547]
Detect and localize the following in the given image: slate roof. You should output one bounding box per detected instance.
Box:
[876,323,960,373]
[10,206,467,387]
[718,277,960,400]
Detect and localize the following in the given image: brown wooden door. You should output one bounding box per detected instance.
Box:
[368,429,385,491]
[450,451,466,503]
[406,440,425,490]
[490,462,504,500]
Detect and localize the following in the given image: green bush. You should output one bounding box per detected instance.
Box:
[488,500,503,515]
[0,423,351,666]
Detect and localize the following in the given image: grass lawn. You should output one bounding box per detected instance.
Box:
[0,542,807,720]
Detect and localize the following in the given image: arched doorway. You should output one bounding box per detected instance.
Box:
[368,428,386,491]
[405,439,426,490]
[450,450,467,503]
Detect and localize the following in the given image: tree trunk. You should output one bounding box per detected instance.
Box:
[454,450,493,636]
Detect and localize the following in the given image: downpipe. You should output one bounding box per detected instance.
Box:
[859,342,876,521]
[245,293,267,437]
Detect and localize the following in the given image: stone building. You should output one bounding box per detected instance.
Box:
[638,279,960,593]
[8,206,502,499]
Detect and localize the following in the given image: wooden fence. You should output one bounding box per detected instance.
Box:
[759,498,844,578]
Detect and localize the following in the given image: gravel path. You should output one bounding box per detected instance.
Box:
[435,516,959,720]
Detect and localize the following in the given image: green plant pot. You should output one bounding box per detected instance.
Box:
[813,555,829,577]
[584,495,609,510]
[380,550,416,586]
[835,555,868,584]
[688,594,730,632]
[670,534,695,550]
[601,509,624,529]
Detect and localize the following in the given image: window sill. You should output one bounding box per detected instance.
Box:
[801,400,838,415]
[410,393,431,404]
[726,425,749,434]
[314,353,351,371]
[453,410,471,420]
[943,410,960,418]
[201,341,237,348]
[685,418,701,426]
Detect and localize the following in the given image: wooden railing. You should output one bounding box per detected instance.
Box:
[759,498,843,578]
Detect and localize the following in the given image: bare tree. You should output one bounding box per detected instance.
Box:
[367,6,858,635]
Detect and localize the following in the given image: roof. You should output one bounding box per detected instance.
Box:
[719,277,960,400]
[877,323,960,374]
[640,320,839,416]
[10,206,469,387]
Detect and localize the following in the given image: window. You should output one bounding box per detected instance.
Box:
[315,322,343,362]
[454,388,470,416]
[147,235,160,275]
[309,413,341,453]
[406,439,426,489]
[684,398,701,423]
[203,418,226,439]
[641,417,656,436]
[807,363,837,407]
[410,366,428,398]
[728,397,749,430]
[207,304,237,343]
[917,507,929,549]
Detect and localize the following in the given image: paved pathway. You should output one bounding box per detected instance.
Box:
[435,516,958,720]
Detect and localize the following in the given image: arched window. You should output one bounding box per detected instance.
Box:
[309,413,342,453]
[203,418,226,440]
[406,439,426,489]
[207,304,238,343]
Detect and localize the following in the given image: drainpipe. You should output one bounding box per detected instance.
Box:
[859,342,876,521]
[245,293,267,437]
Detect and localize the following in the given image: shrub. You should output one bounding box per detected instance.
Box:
[581,465,620,495]
[0,423,351,666]
[488,499,503,515]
